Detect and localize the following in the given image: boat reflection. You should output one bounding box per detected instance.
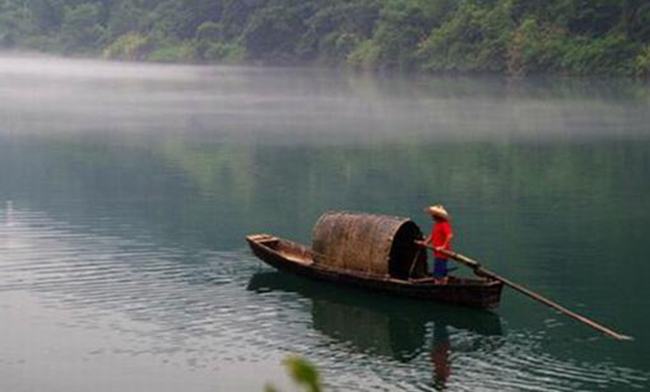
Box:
[248,271,503,386]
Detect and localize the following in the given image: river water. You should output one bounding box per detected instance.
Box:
[1,54,649,391]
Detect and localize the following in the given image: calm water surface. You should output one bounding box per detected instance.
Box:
[1,54,650,391]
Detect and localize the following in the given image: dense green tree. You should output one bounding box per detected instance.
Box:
[60,2,104,52]
[105,1,145,39]
[300,0,380,62]
[417,1,513,73]
[241,0,316,62]
[27,0,65,32]
[0,1,34,46]
[0,0,648,76]
[368,0,455,70]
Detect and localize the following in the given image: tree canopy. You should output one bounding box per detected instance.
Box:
[1,0,649,76]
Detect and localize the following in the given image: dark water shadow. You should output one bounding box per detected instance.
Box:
[247,271,503,368]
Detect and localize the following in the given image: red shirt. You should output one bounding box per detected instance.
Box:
[431,220,453,259]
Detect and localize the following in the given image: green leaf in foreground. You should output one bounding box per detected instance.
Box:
[282,355,322,392]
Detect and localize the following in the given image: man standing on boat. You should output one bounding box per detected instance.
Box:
[420,205,453,284]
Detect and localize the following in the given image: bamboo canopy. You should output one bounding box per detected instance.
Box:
[312,211,426,279]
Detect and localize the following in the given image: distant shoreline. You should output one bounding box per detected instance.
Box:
[1,48,649,84]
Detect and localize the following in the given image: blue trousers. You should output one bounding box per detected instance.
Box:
[433,258,448,278]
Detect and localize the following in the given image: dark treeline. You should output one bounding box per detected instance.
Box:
[1,0,649,77]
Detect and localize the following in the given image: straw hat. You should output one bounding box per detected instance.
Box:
[426,204,449,220]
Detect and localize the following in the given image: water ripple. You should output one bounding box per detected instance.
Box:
[1,207,648,391]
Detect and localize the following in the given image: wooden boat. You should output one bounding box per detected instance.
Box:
[246,211,503,309]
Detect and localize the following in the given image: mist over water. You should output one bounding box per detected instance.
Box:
[2,52,649,143]
[1,53,650,391]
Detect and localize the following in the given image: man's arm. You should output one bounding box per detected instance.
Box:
[415,233,432,247]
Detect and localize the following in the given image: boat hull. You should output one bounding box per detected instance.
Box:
[246,234,503,309]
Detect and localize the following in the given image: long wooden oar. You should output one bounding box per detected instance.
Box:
[418,242,632,341]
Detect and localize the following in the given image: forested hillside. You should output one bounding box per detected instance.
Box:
[1,0,649,76]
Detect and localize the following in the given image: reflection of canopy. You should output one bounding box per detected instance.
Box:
[312,211,426,279]
[247,271,504,362]
[312,297,425,361]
